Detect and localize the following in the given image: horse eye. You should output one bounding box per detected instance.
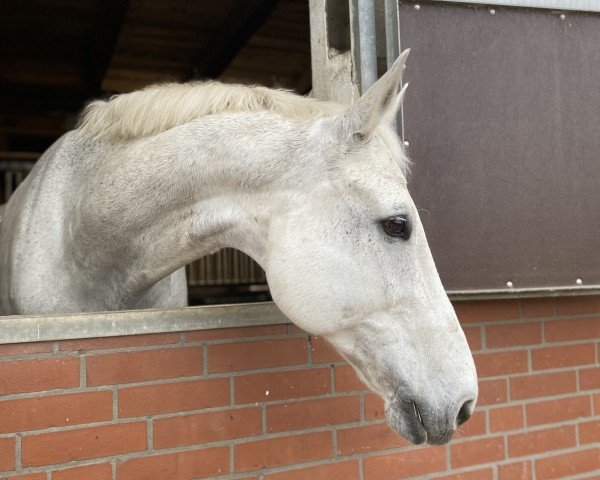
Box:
[382,216,411,239]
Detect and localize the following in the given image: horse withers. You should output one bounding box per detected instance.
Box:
[0,50,477,445]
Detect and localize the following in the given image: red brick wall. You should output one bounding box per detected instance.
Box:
[0,296,598,480]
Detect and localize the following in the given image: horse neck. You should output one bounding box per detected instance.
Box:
[72,112,314,298]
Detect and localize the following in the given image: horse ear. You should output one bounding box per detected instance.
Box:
[334,48,409,142]
[381,82,409,124]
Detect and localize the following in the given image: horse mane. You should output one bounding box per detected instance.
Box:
[77,81,345,141]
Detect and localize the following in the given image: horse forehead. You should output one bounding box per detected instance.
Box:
[343,167,409,202]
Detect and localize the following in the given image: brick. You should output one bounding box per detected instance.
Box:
[463,326,482,351]
[431,469,493,480]
[0,391,113,434]
[522,298,554,318]
[185,324,288,342]
[235,431,332,472]
[364,393,385,420]
[556,295,600,316]
[0,437,15,471]
[508,425,576,457]
[579,419,600,444]
[118,447,229,480]
[119,378,229,417]
[451,436,505,469]
[154,407,261,448]
[509,371,577,400]
[526,395,592,426]
[477,379,508,405]
[22,422,146,467]
[52,463,112,480]
[532,343,596,370]
[265,460,360,480]
[536,448,600,480]
[595,394,600,415]
[234,368,330,404]
[0,357,79,395]
[208,338,307,373]
[545,317,600,342]
[498,461,533,480]
[486,322,541,348]
[580,367,600,390]
[0,342,53,357]
[86,347,202,385]
[474,351,528,378]
[334,365,366,392]
[457,410,486,437]
[363,446,446,480]
[337,423,408,455]
[489,405,523,432]
[310,336,343,362]
[453,299,520,324]
[267,396,359,432]
[60,332,179,351]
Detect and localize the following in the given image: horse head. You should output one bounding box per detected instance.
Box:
[265,50,478,445]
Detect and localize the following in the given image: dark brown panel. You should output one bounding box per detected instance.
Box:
[399,2,600,292]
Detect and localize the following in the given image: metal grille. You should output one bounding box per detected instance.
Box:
[0,156,267,289]
[186,248,266,286]
[0,160,33,203]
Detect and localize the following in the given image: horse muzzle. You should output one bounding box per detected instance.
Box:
[387,395,476,445]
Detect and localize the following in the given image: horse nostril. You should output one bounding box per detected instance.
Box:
[456,399,474,427]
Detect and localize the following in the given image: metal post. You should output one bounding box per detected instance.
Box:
[384,0,400,69]
[351,0,377,94]
[384,0,404,139]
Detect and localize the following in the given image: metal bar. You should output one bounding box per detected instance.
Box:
[446,285,600,300]
[0,161,36,171]
[431,0,600,13]
[2,276,589,333]
[350,0,361,91]
[446,286,600,300]
[0,303,289,345]
[385,0,405,140]
[385,0,400,69]
[351,0,378,94]
[1,285,599,345]
[5,171,13,198]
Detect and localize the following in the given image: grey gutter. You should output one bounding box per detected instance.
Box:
[431,0,600,13]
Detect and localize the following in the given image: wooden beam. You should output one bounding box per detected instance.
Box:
[192,0,279,79]
[0,85,88,112]
[0,152,40,161]
[85,0,131,93]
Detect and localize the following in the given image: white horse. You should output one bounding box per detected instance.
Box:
[0,51,477,445]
